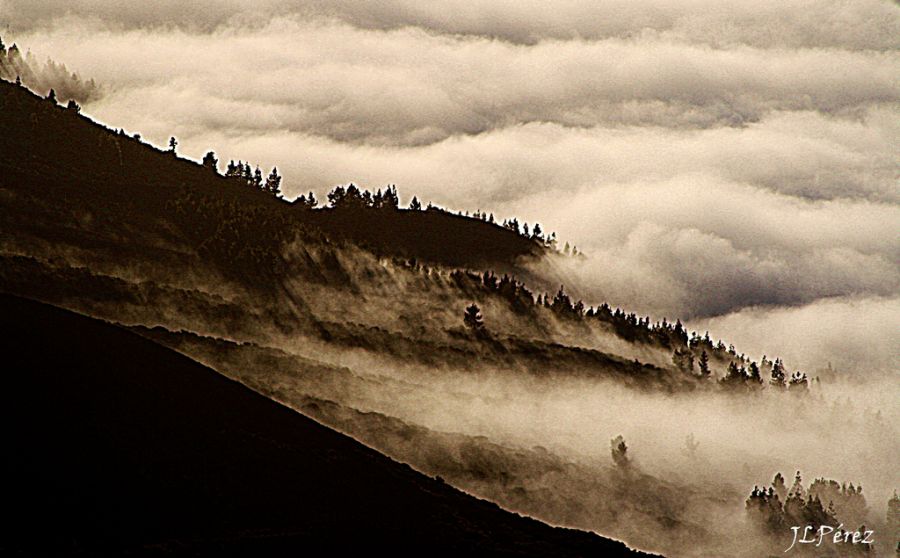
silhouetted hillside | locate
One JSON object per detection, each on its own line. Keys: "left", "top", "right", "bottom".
{"left": 0, "top": 75, "right": 785, "bottom": 393}
{"left": 0, "top": 293, "right": 654, "bottom": 557}
{"left": 0, "top": 77, "right": 541, "bottom": 274}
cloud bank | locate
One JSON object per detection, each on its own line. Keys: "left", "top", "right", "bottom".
{"left": 3, "top": 0, "right": 898, "bottom": 374}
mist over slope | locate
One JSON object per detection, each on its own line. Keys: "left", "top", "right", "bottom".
{"left": 5, "top": 0, "right": 898, "bottom": 353}
{"left": 2, "top": 73, "right": 897, "bottom": 557}
{"left": 1, "top": 293, "right": 654, "bottom": 557}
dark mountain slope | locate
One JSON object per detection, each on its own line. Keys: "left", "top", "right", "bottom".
{"left": 0, "top": 78, "right": 541, "bottom": 273}
{"left": 0, "top": 293, "right": 654, "bottom": 557}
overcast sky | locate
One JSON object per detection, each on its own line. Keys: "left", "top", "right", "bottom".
{"left": 4, "top": 0, "right": 898, "bottom": 375}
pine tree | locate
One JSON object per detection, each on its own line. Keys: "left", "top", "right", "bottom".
{"left": 202, "top": 151, "right": 218, "bottom": 173}
{"left": 409, "top": 196, "right": 422, "bottom": 210}
{"left": 381, "top": 185, "right": 399, "bottom": 209}
{"left": 722, "top": 361, "right": 745, "bottom": 385}
{"left": 265, "top": 167, "right": 282, "bottom": 196}
{"left": 168, "top": 136, "right": 178, "bottom": 153}
{"left": 328, "top": 185, "right": 347, "bottom": 207}
{"left": 772, "top": 472, "right": 787, "bottom": 502}
{"left": 551, "top": 285, "right": 574, "bottom": 317}
{"left": 699, "top": 350, "right": 710, "bottom": 376}
{"left": 47, "top": 88, "right": 57, "bottom": 104}
{"left": 748, "top": 361, "right": 762, "bottom": 384}
{"left": 253, "top": 166, "right": 263, "bottom": 189}
{"left": 770, "top": 358, "right": 786, "bottom": 387}
{"left": 463, "top": 303, "right": 484, "bottom": 332}
{"left": 305, "top": 191, "right": 317, "bottom": 208}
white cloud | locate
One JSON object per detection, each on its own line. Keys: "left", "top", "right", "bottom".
{"left": 3, "top": 1, "right": 898, "bottom": 373}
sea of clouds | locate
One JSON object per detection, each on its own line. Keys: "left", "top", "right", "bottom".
{"left": 4, "top": 0, "right": 898, "bottom": 376}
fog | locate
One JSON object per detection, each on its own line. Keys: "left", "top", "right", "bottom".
{"left": 159, "top": 266, "right": 898, "bottom": 557}
{"left": 3, "top": 2, "right": 897, "bottom": 554}
{"left": 4, "top": 4, "right": 897, "bottom": 365}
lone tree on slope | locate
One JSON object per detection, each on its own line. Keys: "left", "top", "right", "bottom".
{"left": 463, "top": 303, "right": 484, "bottom": 332}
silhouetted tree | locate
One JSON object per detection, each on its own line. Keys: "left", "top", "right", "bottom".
{"left": 265, "top": 167, "right": 282, "bottom": 196}
{"left": 409, "top": 196, "right": 422, "bottom": 210}
{"left": 771, "top": 358, "right": 786, "bottom": 387}
{"left": 746, "top": 485, "right": 785, "bottom": 533}
{"left": 328, "top": 184, "right": 368, "bottom": 210}
{"left": 202, "top": 151, "right": 218, "bottom": 173}
{"left": 168, "top": 136, "right": 178, "bottom": 153}
{"left": 327, "top": 185, "right": 346, "bottom": 207}
{"left": 295, "top": 191, "right": 317, "bottom": 209}
{"left": 721, "top": 361, "right": 748, "bottom": 387}
{"left": 671, "top": 319, "right": 688, "bottom": 346}
{"left": 381, "top": 184, "right": 399, "bottom": 209}
{"left": 463, "top": 303, "right": 484, "bottom": 332}
{"left": 788, "top": 371, "right": 809, "bottom": 391}
{"left": 66, "top": 99, "right": 81, "bottom": 113}
{"left": 772, "top": 472, "right": 787, "bottom": 502}
{"left": 551, "top": 285, "right": 577, "bottom": 318}
{"left": 698, "top": 350, "right": 710, "bottom": 376}
{"left": 573, "top": 300, "right": 585, "bottom": 316}
{"left": 46, "top": 88, "right": 57, "bottom": 104}
{"left": 748, "top": 361, "right": 763, "bottom": 384}
{"left": 253, "top": 166, "right": 263, "bottom": 189}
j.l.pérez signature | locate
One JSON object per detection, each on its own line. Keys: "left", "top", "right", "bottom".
{"left": 785, "top": 524, "right": 874, "bottom": 552}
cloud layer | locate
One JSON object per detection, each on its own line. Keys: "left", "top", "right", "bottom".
{"left": 3, "top": 0, "right": 898, "bottom": 373}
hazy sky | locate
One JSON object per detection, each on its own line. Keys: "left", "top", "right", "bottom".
{"left": 4, "top": 0, "right": 898, "bottom": 374}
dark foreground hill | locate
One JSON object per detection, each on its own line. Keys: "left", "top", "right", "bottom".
{"left": 0, "top": 294, "right": 653, "bottom": 557}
